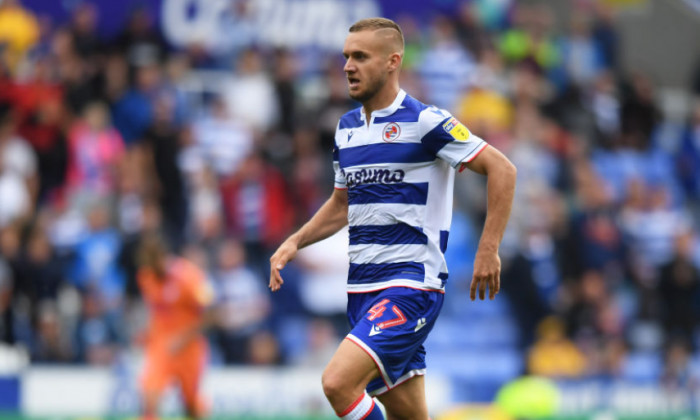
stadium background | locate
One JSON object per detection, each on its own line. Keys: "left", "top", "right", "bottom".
{"left": 0, "top": 0, "right": 700, "bottom": 418}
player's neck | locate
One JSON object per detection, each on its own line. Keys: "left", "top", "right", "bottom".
{"left": 362, "top": 82, "right": 400, "bottom": 119}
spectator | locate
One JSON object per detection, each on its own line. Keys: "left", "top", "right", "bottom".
{"left": 590, "top": 2, "right": 620, "bottom": 72}
{"left": 0, "top": 159, "right": 31, "bottom": 229}
{"left": 213, "top": 0, "right": 257, "bottom": 67}
{"left": 118, "top": 200, "right": 162, "bottom": 301}
{"left": 294, "top": 227, "right": 349, "bottom": 335}
{"left": 0, "top": 244, "right": 13, "bottom": 344}
{"left": 0, "top": 0, "right": 39, "bottom": 73}
{"left": 294, "top": 318, "right": 342, "bottom": 368}
{"left": 289, "top": 128, "right": 327, "bottom": 220}
{"left": 143, "top": 96, "right": 188, "bottom": 249}
{"left": 219, "top": 151, "right": 295, "bottom": 267}
{"left": 272, "top": 48, "right": 298, "bottom": 135}
{"left": 191, "top": 97, "right": 253, "bottom": 177}
{"left": 211, "top": 239, "right": 270, "bottom": 364}
{"left": 417, "top": 15, "right": 475, "bottom": 111}
{"left": 559, "top": 13, "right": 605, "bottom": 88}
{"left": 112, "top": 6, "right": 167, "bottom": 69}
{"left": 313, "top": 59, "right": 355, "bottom": 155}
{"left": 620, "top": 181, "right": 692, "bottom": 279}
{"left": 32, "top": 301, "right": 71, "bottom": 362}
{"left": 587, "top": 70, "right": 621, "bottom": 146}
{"left": 454, "top": 61, "right": 512, "bottom": 145}
{"left": 247, "top": 330, "right": 282, "bottom": 365}
{"left": 499, "top": 3, "right": 559, "bottom": 75}
{"left": 65, "top": 101, "right": 125, "bottom": 200}
{"left": 14, "top": 226, "right": 63, "bottom": 313}
{"left": 619, "top": 71, "right": 660, "bottom": 150}
{"left": 161, "top": 53, "right": 192, "bottom": 126}
{"left": 658, "top": 232, "right": 700, "bottom": 345}
{"left": 222, "top": 48, "right": 279, "bottom": 131}
{"left": 677, "top": 102, "right": 700, "bottom": 208}
{"left": 75, "top": 290, "right": 120, "bottom": 365}
{"left": 188, "top": 167, "right": 224, "bottom": 246}
{"left": 111, "top": 64, "right": 161, "bottom": 145}
{"left": 565, "top": 158, "right": 623, "bottom": 276}
{"left": 69, "top": 3, "right": 102, "bottom": 60}
{"left": 527, "top": 316, "right": 587, "bottom": 378}
{"left": 661, "top": 339, "right": 698, "bottom": 391}
{"left": 0, "top": 103, "right": 37, "bottom": 180}
{"left": 71, "top": 203, "right": 126, "bottom": 345}
{"left": 14, "top": 83, "right": 67, "bottom": 203}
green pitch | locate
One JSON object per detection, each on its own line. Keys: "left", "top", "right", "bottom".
{"left": 1, "top": 414, "right": 697, "bottom": 420}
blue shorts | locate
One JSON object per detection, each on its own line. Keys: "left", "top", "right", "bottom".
{"left": 345, "top": 287, "right": 444, "bottom": 396}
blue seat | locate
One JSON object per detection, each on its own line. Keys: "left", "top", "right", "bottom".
{"left": 427, "top": 348, "right": 523, "bottom": 383}
{"left": 427, "top": 316, "right": 519, "bottom": 351}
{"left": 621, "top": 351, "right": 662, "bottom": 382}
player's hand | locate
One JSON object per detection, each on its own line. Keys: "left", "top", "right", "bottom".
{"left": 269, "top": 237, "right": 299, "bottom": 292}
{"left": 470, "top": 248, "right": 501, "bottom": 301}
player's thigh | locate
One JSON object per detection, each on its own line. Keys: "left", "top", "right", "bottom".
{"left": 323, "top": 337, "right": 379, "bottom": 395}
{"left": 376, "top": 375, "right": 428, "bottom": 420}
{"left": 141, "top": 352, "right": 171, "bottom": 397}
{"left": 175, "top": 352, "right": 206, "bottom": 406}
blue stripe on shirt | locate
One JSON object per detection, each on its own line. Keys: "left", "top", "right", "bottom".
{"left": 339, "top": 143, "right": 434, "bottom": 168}
{"left": 374, "top": 107, "right": 420, "bottom": 123}
{"left": 348, "top": 261, "right": 425, "bottom": 284}
{"left": 439, "top": 230, "right": 449, "bottom": 254}
{"left": 373, "top": 94, "right": 427, "bottom": 124}
{"left": 339, "top": 110, "right": 363, "bottom": 129}
{"left": 349, "top": 224, "right": 428, "bottom": 245}
{"left": 420, "top": 117, "right": 455, "bottom": 155}
{"left": 348, "top": 182, "right": 428, "bottom": 205}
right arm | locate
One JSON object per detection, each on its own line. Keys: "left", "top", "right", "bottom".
{"left": 268, "top": 188, "right": 348, "bottom": 291}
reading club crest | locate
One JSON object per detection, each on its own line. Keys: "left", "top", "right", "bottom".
{"left": 383, "top": 122, "right": 401, "bottom": 142}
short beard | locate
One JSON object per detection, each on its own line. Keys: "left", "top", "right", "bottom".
{"left": 349, "top": 72, "right": 387, "bottom": 103}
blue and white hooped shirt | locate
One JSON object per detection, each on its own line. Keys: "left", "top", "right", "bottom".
{"left": 333, "top": 89, "right": 488, "bottom": 293}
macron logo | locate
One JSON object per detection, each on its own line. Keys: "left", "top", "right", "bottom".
{"left": 347, "top": 130, "right": 354, "bottom": 142}
{"left": 414, "top": 318, "right": 427, "bottom": 332}
{"left": 369, "top": 325, "right": 383, "bottom": 336}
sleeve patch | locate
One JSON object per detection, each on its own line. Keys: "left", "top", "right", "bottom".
{"left": 442, "top": 117, "right": 471, "bottom": 142}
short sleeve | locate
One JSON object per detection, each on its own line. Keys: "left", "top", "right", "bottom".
{"left": 333, "top": 125, "right": 347, "bottom": 189}
{"left": 419, "top": 107, "right": 488, "bottom": 168}
{"left": 187, "top": 264, "right": 215, "bottom": 308}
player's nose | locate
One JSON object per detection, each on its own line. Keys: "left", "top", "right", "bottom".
{"left": 343, "top": 59, "right": 355, "bottom": 73}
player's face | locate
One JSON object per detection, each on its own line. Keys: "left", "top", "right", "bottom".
{"left": 342, "top": 30, "right": 389, "bottom": 103}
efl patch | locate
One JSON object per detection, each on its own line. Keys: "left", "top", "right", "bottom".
{"left": 442, "top": 117, "right": 470, "bottom": 141}
{"left": 383, "top": 122, "right": 401, "bottom": 142}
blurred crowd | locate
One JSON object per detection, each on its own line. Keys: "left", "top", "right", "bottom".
{"left": 0, "top": 0, "right": 699, "bottom": 394}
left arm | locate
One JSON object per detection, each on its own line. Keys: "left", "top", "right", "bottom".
{"left": 169, "top": 307, "right": 218, "bottom": 354}
{"left": 170, "top": 266, "right": 218, "bottom": 354}
{"left": 461, "top": 145, "right": 517, "bottom": 300}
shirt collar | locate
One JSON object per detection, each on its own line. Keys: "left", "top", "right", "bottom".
{"left": 360, "top": 89, "right": 406, "bottom": 121}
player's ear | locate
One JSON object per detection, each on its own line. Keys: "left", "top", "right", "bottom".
{"left": 387, "top": 52, "right": 402, "bottom": 72}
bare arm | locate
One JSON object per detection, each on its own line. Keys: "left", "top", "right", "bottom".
{"left": 169, "top": 306, "right": 218, "bottom": 354}
{"left": 269, "top": 188, "right": 349, "bottom": 291}
{"left": 461, "top": 145, "right": 517, "bottom": 300}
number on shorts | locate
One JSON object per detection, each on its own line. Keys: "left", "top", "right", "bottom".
{"left": 367, "top": 299, "right": 407, "bottom": 329}
{"left": 367, "top": 299, "right": 390, "bottom": 321}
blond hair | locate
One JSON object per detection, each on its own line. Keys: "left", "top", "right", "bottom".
{"left": 349, "top": 17, "right": 404, "bottom": 50}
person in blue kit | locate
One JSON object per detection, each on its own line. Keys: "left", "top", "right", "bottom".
{"left": 269, "top": 17, "right": 517, "bottom": 420}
